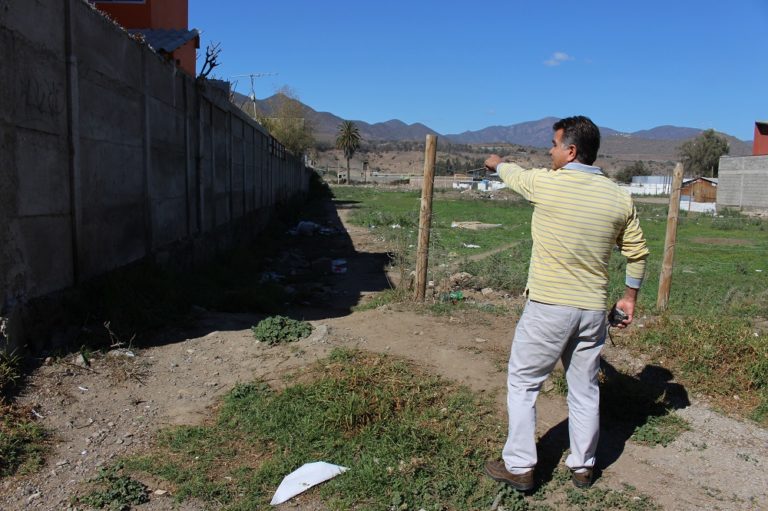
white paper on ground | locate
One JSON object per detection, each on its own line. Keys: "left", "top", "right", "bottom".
{"left": 270, "top": 461, "right": 349, "bottom": 505}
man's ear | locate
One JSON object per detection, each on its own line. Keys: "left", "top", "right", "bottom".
{"left": 566, "top": 144, "right": 578, "bottom": 163}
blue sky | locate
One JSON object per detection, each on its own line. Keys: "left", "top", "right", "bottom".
{"left": 189, "top": 0, "right": 766, "bottom": 141}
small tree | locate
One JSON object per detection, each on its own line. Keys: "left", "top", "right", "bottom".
{"left": 336, "top": 121, "right": 361, "bottom": 184}
{"left": 615, "top": 160, "right": 651, "bottom": 184}
{"left": 256, "top": 87, "right": 316, "bottom": 156}
{"left": 678, "top": 129, "right": 729, "bottom": 177}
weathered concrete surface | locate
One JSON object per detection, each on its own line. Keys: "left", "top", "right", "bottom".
{"left": 717, "top": 155, "right": 768, "bottom": 211}
{"left": 0, "top": 0, "right": 311, "bottom": 352}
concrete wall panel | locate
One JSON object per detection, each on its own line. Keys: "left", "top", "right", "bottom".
{"left": 79, "top": 77, "right": 142, "bottom": 145}
{"left": 0, "top": 30, "right": 67, "bottom": 135}
{"left": 214, "top": 196, "right": 230, "bottom": 227}
{"left": 16, "top": 216, "right": 73, "bottom": 297}
{"left": 78, "top": 203, "right": 146, "bottom": 279}
{"left": 149, "top": 146, "right": 186, "bottom": 199}
{"left": 199, "top": 103, "right": 215, "bottom": 233}
{"left": 145, "top": 55, "right": 176, "bottom": 105}
{"left": 212, "top": 108, "right": 229, "bottom": 194}
{"left": 152, "top": 197, "right": 187, "bottom": 247}
{"left": 72, "top": 2, "right": 143, "bottom": 91}
{"left": 79, "top": 138, "right": 144, "bottom": 207}
{"left": 148, "top": 98, "right": 184, "bottom": 145}
{"left": 717, "top": 156, "right": 768, "bottom": 209}
{"left": 15, "top": 128, "right": 70, "bottom": 217}
{"left": 0, "top": 0, "right": 65, "bottom": 54}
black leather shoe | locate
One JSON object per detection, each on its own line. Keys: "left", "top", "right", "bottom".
{"left": 571, "top": 468, "right": 593, "bottom": 488}
{"left": 484, "top": 460, "right": 534, "bottom": 491}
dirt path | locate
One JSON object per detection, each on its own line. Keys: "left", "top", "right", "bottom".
{"left": 1, "top": 199, "right": 766, "bottom": 510}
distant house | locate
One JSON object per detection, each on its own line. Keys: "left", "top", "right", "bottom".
{"left": 681, "top": 177, "right": 717, "bottom": 203}
{"left": 623, "top": 175, "right": 672, "bottom": 196}
{"left": 93, "top": 0, "right": 199, "bottom": 76}
{"left": 717, "top": 121, "right": 768, "bottom": 212}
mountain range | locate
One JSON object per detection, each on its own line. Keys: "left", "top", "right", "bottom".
{"left": 233, "top": 92, "right": 752, "bottom": 158}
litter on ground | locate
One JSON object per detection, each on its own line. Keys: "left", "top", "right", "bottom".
{"left": 270, "top": 462, "right": 349, "bottom": 505}
{"left": 451, "top": 221, "right": 502, "bottom": 230}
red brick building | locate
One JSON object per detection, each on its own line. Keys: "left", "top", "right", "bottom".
{"left": 94, "top": 0, "right": 199, "bottom": 76}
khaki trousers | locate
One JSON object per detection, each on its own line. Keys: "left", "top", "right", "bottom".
{"left": 502, "top": 300, "right": 606, "bottom": 474}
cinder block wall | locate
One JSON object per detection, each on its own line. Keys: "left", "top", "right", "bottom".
{"left": 0, "top": 0, "right": 311, "bottom": 351}
{"left": 717, "top": 156, "right": 768, "bottom": 210}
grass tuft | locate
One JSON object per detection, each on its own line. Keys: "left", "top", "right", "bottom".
{"left": 75, "top": 463, "right": 149, "bottom": 510}
{"left": 0, "top": 404, "right": 48, "bottom": 478}
{"left": 352, "top": 288, "right": 410, "bottom": 311}
{"left": 630, "top": 414, "right": 691, "bottom": 447}
{"left": 0, "top": 350, "right": 21, "bottom": 398}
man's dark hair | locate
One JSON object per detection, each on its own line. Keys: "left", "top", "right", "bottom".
{"left": 552, "top": 116, "right": 601, "bottom": 165}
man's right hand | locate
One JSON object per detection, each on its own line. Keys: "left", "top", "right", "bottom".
{"left": 614, "top": 287, "right": 639, "bottom": 329}
{"left": 485, "top": 154, "right": 503, "bottom": 171}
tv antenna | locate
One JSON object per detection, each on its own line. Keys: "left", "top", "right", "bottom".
{"left": 230, "top": 72, "right": 278, "bottom": 117}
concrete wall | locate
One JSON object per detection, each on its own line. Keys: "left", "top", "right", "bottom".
{"left": 717, "top": 155, "right": 768, "bottom": 210}
{"left": 0, "top": 0, "right": 311, "bottom": 350}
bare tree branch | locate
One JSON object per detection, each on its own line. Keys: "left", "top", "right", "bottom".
{"left": 197, "top": 42, "right": 221, "bottom": 79}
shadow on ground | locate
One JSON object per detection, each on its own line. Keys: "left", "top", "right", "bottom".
{"left": 127, "top": 193, "right": 391, "bottom": 341}
{"left": 534, "top": 360, "right": 690, "bottom": 486}
{"left": 8, "top": 192, "right": 392, "bottom": 399}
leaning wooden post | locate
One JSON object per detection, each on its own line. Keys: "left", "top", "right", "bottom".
{"left": 657, "top": 162, "right": 685, "bottom": 311}
{"left": 414, "top": 134, "right": 437, "bottom": 301}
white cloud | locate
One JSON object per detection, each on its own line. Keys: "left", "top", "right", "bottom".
{"left": 544, "top": 52, "right": 575, "bottom": 67}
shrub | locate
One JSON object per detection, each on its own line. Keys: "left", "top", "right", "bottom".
{"left": 251, "top": 316, "right": 312, "bottom": 345}
{"left": 76, "top": 464, "right": 149, "bottom": 510}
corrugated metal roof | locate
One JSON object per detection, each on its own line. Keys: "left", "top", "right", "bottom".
{"left": 682, "top": 177, "right": 718, "bottom": 185}
{"left": 129, "top": 28, "right": 199, "bottom": 53}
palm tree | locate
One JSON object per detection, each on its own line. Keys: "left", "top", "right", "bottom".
{"left": 335, "top": 121, "right": 361, "bottom": 184}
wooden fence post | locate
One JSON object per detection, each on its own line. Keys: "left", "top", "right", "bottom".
{"left": 414, "top": 134, "right": 437, "bottom": 301}
{"left": 657, "top": 162, "right": 684, "bottom": 311}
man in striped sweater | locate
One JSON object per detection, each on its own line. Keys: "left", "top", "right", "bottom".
{"left": 483, "top": 116, "right": 649, "bottom": 491}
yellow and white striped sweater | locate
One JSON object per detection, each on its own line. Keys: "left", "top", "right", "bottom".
{"left": 498, "top": 162, "right": 649, "bottom": 310}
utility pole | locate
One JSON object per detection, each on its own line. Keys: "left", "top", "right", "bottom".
{"left": 230, "top": 72, "right": 278, "bottom": 117}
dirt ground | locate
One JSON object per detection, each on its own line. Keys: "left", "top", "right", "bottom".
{"left": 1, "top": 197, "right": 767, "bottom": 510}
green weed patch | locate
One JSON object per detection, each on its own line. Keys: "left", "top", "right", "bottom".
{"left": 0, "top": 350, "right": 21, "bottom": 398}
{"left": 563, "top": 483, "right": 658, "bottom": 510}
{"left": 75, "top": 463, "right": 149, "bottom": 510}
{"left": 630, "top": 414, "right": 690, "bottom": 447}
{"left": 0, "top": 404, "right": 48, "bottom": 478}
{"left": 352, "top": 288, "right": 409, "bottom": 311}
{"left": 251, "top": 316, "right": 312, "bottom": 345}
